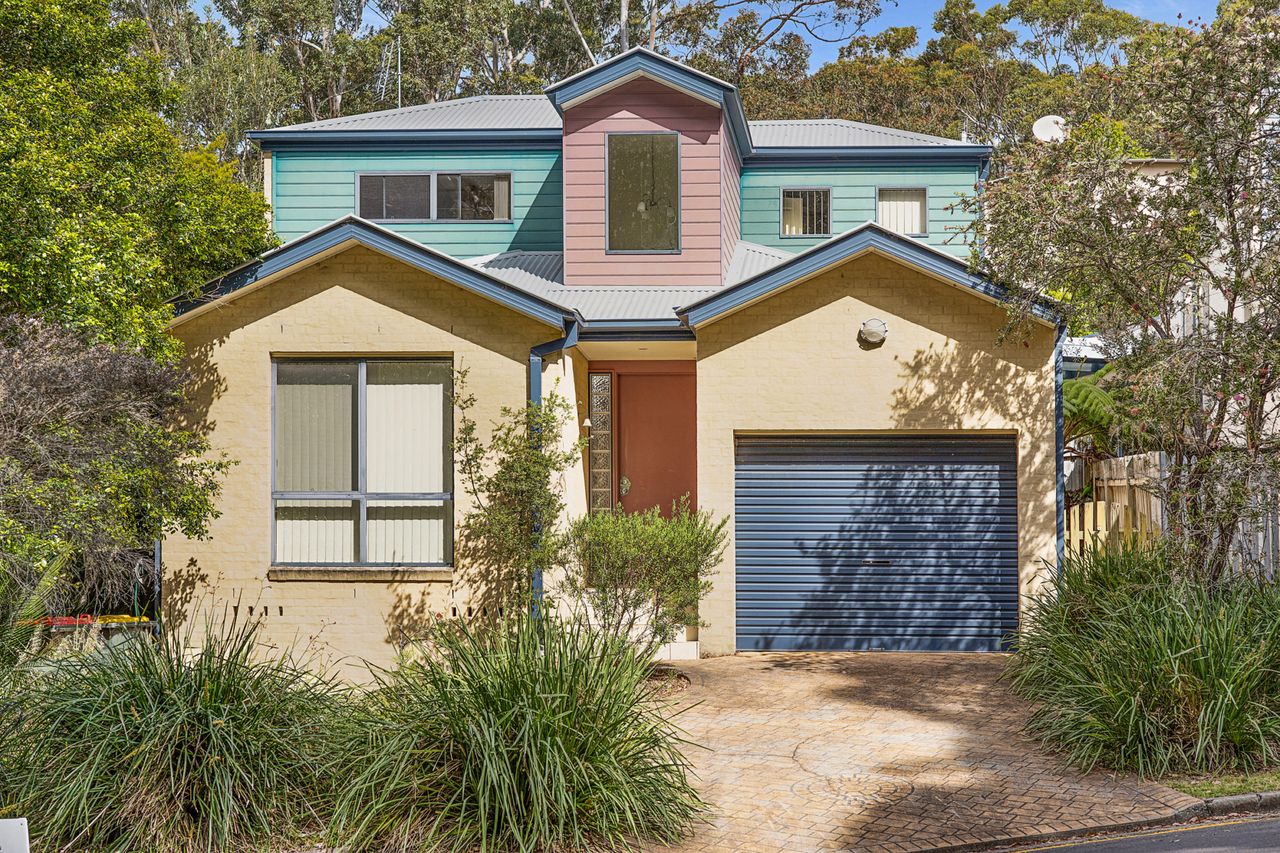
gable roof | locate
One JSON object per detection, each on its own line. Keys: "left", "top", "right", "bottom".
{"left": 172, "top": 216, "right": 571, "bottom": 329}
{"left": 678, "top": 221, "right": 1057, "bottom": 327}
{"left": 544, "top": 47, "right": 754, "bottom": 160}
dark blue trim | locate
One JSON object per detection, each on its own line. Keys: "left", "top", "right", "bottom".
{"left": 745, "top": 146, "right": 990, "bottom": 167}
{"left": 577, "top": 327, "right": 696, "bottom": 341}
{"left": 544, "top": 48, "right": 753, "bottom": 161}
{"left": 679, "top": 222, "right": 1057, "bottom": 326}
{"left": 527, "top": 320, "right": 580, "bottom": 617}
{"left": 1055, "top": 322, "right": 1067, "bottom": 573}
{"left": 528, "top": 321, "right": 580, "bottom": 405}
{"left": 177, "top": 217, "right": 570, "bottom": 328}
{"left": 251, "top": 129, "right": 563, "bottom": 151}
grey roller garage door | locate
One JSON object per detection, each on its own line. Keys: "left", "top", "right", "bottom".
{"left": 735, "top": 436, "right": 1019, "bottom": 652}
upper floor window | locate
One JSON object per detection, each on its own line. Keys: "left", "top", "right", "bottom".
{"left": 437, "top": 173, "right": 511, "bottom": 221}
{"left": 876, "top": 188, "right": 927, "bottom": 236}
{"left": 607, "top": 133, "right": 679, "bottom": 252}
{"left": 273, "top": 359, "right": 453, "bottom": 566}
{"left": 781, "top": 188, "right": 831, "bottom": 238}
{"left": 357, "top": 173, "right": 511, "bottom": 223}
{"left": 359, "top": 174, "right": 431, "bottom": 221}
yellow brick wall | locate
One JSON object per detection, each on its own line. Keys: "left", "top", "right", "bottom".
{"left": 695, "top": 253, "right": 1058, "bottom": 655}
{"left": 168, "top": 246, "right": 564, "bottom": 679}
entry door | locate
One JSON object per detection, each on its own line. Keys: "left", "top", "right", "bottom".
{"left": 734, "top": 436, "right": 1019, "bottom": 652}
{"left": 615, "top": 369, "right": 696, "bottom": 515}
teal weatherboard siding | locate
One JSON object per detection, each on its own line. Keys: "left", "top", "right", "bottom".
{"left": 271, "top": 149, "right": 563, "bottom": 257}
{"left": 740, "top": 163, "right": 979, "bottom": 257}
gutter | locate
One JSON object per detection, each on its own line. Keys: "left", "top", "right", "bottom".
{"left": 1055, "top": 322, "right": 1067, "bottom": 573}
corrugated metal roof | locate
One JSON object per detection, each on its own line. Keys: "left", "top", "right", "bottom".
{"left": 726, "top": 241, "right": 794, "bottom": 283}
{"left": 259, "top": 97, "right": 968, "bottom": 149}
{"left": 265, "top": 95, "right": 562, "bottom": 133}
{"left": 747, "top": 119, "right": 968, "bottom": 148}
{"left": 465, "top": 242, "right": 792, "bottom": 321}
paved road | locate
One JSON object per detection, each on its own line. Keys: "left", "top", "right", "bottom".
{"left": 1013, "top": 816, "right": 1280, "bottom": 851}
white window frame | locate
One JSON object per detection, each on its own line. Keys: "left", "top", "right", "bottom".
{"left": 779, "top": 187, "right": 833, "bottom": 238}
{"left": 355, "top": 172, "right": 513, "bottom": 224}
{"left": 270, "top": 358, "right": 454, "bottom": 567}
{"left": 875, "top": 186, "right": 929, "bottom": 237}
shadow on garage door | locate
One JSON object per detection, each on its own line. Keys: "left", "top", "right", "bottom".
{"left": 734, "top": 435, "right": 1019, "bottom": 652}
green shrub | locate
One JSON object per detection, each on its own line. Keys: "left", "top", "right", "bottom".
{"left": 561, "top": 497, "right": 727, "bottom": 648}
{"left": 329, "top": 615, "right": 705, "bottom": 852}
{"left": 2, "top": 620, "right": 342, "bottom": 852}
{"left": 1008, "top": 540, "right": 1280, "bottom": 777}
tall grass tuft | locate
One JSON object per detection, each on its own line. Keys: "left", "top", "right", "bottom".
{"left": 329, "top": 614, "right": 705, "bottom": 852}
{"left": 1008, "top": 541, "right": 1280, "bottom": 777}
{"left": 3, "top": 619, "right": 342, "bottom": 852}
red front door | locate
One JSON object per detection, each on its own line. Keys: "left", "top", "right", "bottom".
{"left": 612, "top": 365, "right": 697, "bottom": 515}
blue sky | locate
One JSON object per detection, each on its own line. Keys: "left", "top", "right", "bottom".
{"left": 806, "top": 0, "right": 1222, "bottom": 65}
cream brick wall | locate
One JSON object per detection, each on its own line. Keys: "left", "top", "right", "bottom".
{"left": 168, "top": 246, "right": 564, "bottom": 679}
{"left": 695, "top": 253, "right": 1058, "bottom": 655}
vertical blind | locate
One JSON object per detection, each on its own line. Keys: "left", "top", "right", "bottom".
{"left": 273, "top": 360, "right": 451, "bottom": 565}
{"left": 781, "top": 189, "right": 831, "bottom": 236}
{"left": 876, "top": 188, "right": 927, "bottom": 235}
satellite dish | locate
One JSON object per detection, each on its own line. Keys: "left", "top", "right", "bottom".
{"left": 1032, "top": 115, "right": 1067, "bottom": 143}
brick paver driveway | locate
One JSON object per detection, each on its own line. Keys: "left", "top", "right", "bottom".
{"left": 656, "top": 653, "right": 1200, "bottom": 853}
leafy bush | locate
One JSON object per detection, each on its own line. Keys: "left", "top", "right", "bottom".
{"left": 2, "top": 620, "right": 342, "bottom": 852}
{"left": 1008, "top": 540, "right": 1280, "bottom": 777}
{"left": 561, "top": 497, "right": 727, "bottom": 648}
{"left": 329, "top": 615, "right": 704, "bottom": 851}
{"left": 452, "top": 369, "right": 581, "bottom": 617}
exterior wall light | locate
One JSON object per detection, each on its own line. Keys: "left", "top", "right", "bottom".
{"left": 858, "top": 318, "right": 889, "bottom": 346}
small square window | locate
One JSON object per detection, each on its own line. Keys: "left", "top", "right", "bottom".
{"left": 781, "top": 189, "right": 831, "bottom": 237}
{"left": 876, "top": 188, "right": 927, "bottom": 236}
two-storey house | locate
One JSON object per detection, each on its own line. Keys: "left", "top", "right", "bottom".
{"left": 168, "top": 49, "right": 1062, "bottom": 673}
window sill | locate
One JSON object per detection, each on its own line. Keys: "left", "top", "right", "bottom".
{"left": 267, "top": 567, "right": 453, "bottom": 583}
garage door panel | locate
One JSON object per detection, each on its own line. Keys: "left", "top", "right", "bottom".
{"left": 734, "top": 436, "right": 1020, "bottom": 653}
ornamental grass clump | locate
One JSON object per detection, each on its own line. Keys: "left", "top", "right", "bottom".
{"left": 2, "top": 620, "right": 343, "bottom": 852}
{"left": 1008, "top": 540, "right": 1280, "bottom": 777}
{"left": 329, "top": 614, "right": 705, "bottom": 852}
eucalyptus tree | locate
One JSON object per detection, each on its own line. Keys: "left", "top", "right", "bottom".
{"left": 974, "top": 2, "right": 1280, "bottom": 579}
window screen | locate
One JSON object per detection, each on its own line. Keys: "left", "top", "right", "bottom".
{"left": 876, "top": 188, "right": 927, "bottom": 235}
{"left": 273, "top": 359, "right": 452, "bottom": 565}
{"left": 607, "top": 134, "right": 679, "bottom": 251}
{"left": 781, "top": 189, "right": 831, "bottom": 237}
{"left": 357, "top": 175, "right": 431, "bottom": 221}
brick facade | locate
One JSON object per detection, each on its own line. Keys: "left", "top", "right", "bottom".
{"left": 693, "top": 253, "right": 1057, "bottom": 655}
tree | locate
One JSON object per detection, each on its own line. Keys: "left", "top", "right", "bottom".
{"left": 0, "top": 0, "right": 275, "bottom": 355}
{"left": 451, "top": 371, "right": 581, "bottom": 616}
{"left": 973, "top": 3, "right": 1280, "bottom": 579}
{"left": 0, "top": 317, "right": 229, "bottom": 611}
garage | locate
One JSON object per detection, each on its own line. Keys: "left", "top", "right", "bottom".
{"left": 734, "top": 436, "right": 1020, "bottom": 652}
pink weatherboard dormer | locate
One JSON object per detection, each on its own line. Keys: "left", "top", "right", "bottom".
{"left": 560, "top": 78, "right": 734, "bottom": 286}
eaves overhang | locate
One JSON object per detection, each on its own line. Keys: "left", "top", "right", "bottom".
{"left": 678, "top": 221, "right": 1057, "bottom": 328}
{"left": 744, "top": 145, "right": 992, "bottom": 167}
{"left": 544, "top": 47, "right": 753, "bottom": 162}
{"left": 171, "top": 216, "right": 572, "bottom": 330}
{"left": 247, "top": 128, "right": 564, "bottom": 152}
